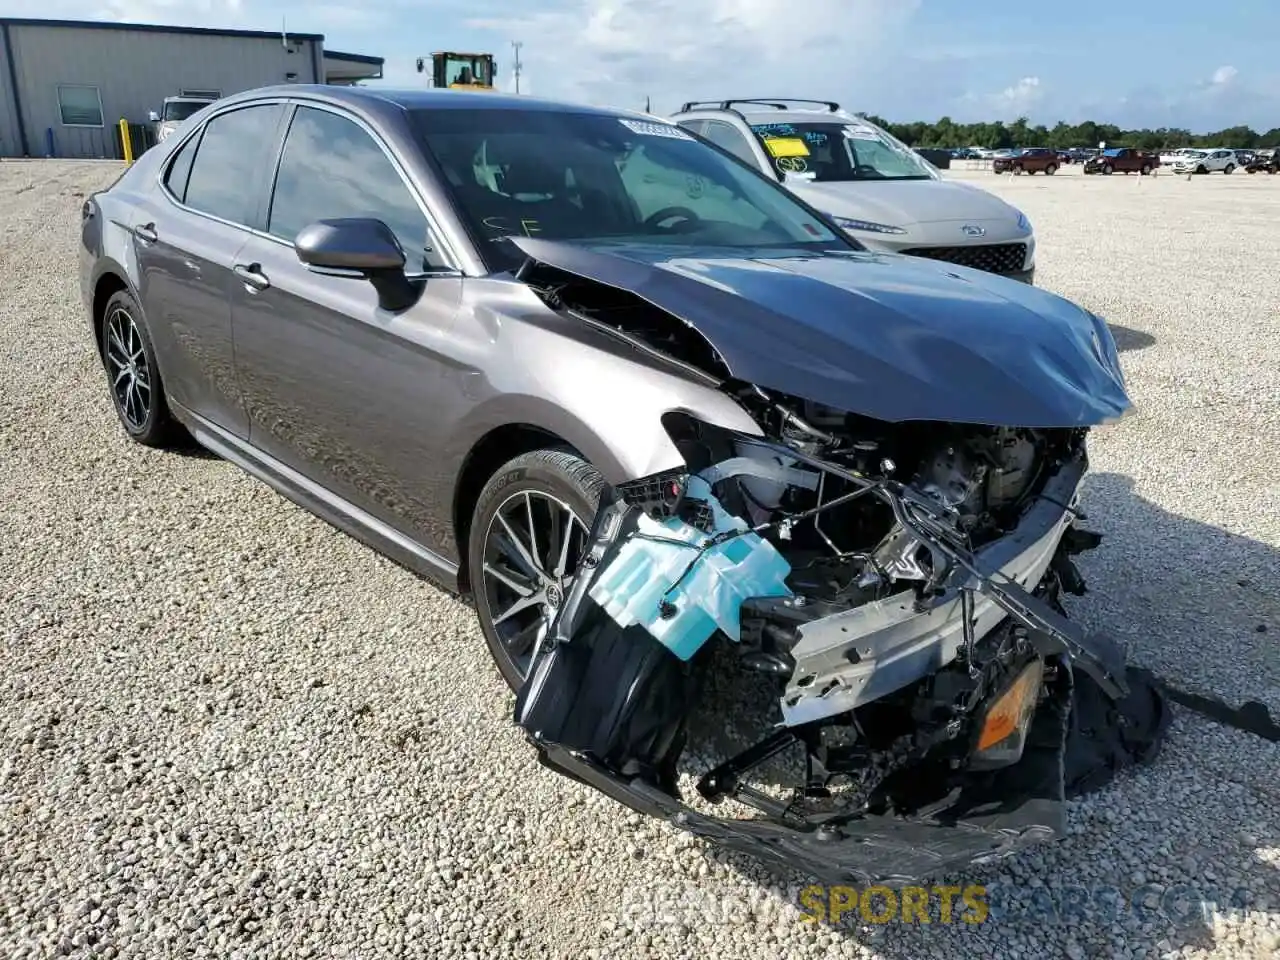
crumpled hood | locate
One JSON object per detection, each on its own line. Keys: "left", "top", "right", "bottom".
{"left": 788, "top": 179, "right": 1022, "bottom": 226}
{"left": 511, "top": 237, "right": 1131, "bottom": 428}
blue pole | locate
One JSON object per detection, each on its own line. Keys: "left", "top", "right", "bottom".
{"left": 45, "top": 127, "right": 55, "bottom": 157}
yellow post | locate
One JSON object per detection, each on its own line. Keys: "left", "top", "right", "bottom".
{"left": 118, "top": 118, "right": 134, "bottom": 165}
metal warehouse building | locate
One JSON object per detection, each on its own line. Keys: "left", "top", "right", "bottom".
{"left": 0, "top": 18, "right": 383, "bottom": 159}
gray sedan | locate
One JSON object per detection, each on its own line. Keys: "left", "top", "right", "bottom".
{"left": 80, "top": 84, "right": 1150, "bottom": 884}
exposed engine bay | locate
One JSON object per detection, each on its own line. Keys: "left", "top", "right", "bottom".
{"left": 510, "top": 245, "right": 1168, "bottom": 884}
{"left": 515, "top": 385, "right": 1166, "bottom": 883}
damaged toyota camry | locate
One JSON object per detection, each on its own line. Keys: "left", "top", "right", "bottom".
{"left": 81, "top": 86, "right": 1165, "bottom": 885}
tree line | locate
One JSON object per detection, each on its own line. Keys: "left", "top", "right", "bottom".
{"left": 857, "top": 114, "right": 1280, "bottom": 150}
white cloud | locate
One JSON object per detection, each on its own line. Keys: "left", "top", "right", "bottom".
{"left": 1210, "top": 65, "right": 1238, "bottom": 86}
{"left": 466, "top": 0, "right": 921, "bottom": 113}
{"left": 991, "top": 76, "right": 1043, "bottom": 116}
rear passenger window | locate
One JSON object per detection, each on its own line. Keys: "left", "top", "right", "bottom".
{"left": 268, "top": 106, "right": 432, "bottom": 272}
{"left": 183, "top": 104, "right": 284, "bottom": 226}
{"left": 163, "top": 132, "right": 199, "bottom": 203}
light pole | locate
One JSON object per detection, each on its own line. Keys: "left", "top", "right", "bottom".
{"left": 511, "top": 41, "right": 523, "bottom": 94}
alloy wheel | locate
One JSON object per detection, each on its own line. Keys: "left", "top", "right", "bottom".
{"left": 480, "top": 490, "right": 591, "bottom": 681}
{"left": 104, "top": 307, "right": 152, "bottom": 431}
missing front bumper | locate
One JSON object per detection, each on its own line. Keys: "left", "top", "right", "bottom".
{"left": 512, "top": 444, "right": 1163, "bottom": 884}
{"left": 526, "top": 651, "right": 1073, "bottom": 885}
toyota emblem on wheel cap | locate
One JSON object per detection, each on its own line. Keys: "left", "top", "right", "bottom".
{"left": 961, "top": 224, "right": 986, "bottom": 237}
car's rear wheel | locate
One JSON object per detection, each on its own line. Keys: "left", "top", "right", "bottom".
{"left": 1140, "top": 164, "right": 1151, "bottom": 176}
{"left": 1224, "top": 163, "right": 1235, "bottom": 175}
{"left": 1045, "top": 163, "right": 1057, "bottom": 175}
{"left": 99, "top": 290, "right": 184, "bottom": 448}
{"left": 468, "top": 449, "right": 604, "bottom": 690}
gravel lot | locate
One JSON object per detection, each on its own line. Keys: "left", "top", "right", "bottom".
{"left": 1, "top": 158, "right": 1277, "bottom": 960}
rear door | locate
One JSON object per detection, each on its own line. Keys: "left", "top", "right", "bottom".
{"left": 131, "top": 102, "right": 286, "bottom": 435}
{"left": 228, "top": 102, "right": 464, "bottom": 552}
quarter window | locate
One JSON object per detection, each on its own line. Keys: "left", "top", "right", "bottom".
{"left": 57, "top": 85, "right": 103, "bottom": 127}
{"left": 268, "top": 107, "right": 433, "bottom": 271}
{"left": 700, "top": 121, "right": 759, "bottom": 165}
{"left": 164, "top": 132, "right": 200, "bottom": 203}
{"left": 182, "top": 104, "right": 285, "bottom": 226}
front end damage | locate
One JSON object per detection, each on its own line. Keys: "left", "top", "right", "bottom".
{"left": 515, "top": 392, "right": 1165, "bottom": 884}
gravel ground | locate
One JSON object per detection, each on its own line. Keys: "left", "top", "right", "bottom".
{"left": 1, "top": 158, "right": 1277, "bottom": 960}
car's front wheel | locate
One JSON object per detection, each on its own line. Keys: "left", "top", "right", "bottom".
{"left": 1102, "top": 163, "right": 1113, "bottom": 175}
{"left": 1045, "top": 163, "right": 1057, "bottom": 175}
{"left": 468, "top": 449, "right": 603, "bottom": 690}
{"left": 99, "top": 290, "right": 185, "bottom": 448}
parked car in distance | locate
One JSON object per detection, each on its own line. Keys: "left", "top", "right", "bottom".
{"left": 1158, "top": 147, "right": 1198, "bottom": 166}
{"left": 79, "top": 83, "right": 1134, "bottom": 885}
{"left": 149, "top": 95, "right": 217, "bottom": 143}
{"left": 1244, "top": 149, "right": 1279, "bottom": 174}
{"left": 1083, "top": 148, "right": 1159, "bottom": 175}
{"left": 668, "top": 99, "right": 1036, "bottom": 281}
{"left": 1170, "top": 148, "right": 1238, "bottom": 175}
{"left": 993, "top": 147, "right": 1059, "bottom": 175}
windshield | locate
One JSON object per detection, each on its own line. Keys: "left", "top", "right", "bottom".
{"left": 745, "top": 120, "right": 936, "bottom": 183}
{"left": 162, "top": 100, "right": 208, "bottom": 122}
{"left": 411, "top": 109, "right": 849, "bottom": 272}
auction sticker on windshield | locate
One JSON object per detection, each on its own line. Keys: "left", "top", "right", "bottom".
{"left": 619, "top": 119, "right": 694, "bottom": 139}
{"left": 762, "top": 137, "right": 810, "bottom": 158}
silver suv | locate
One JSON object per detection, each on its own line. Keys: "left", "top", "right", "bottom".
{"left": 670, "top": 99, "right": 1037, "bottom": 282}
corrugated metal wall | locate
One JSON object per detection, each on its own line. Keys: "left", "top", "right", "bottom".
{"left": 0, "top": 26, "right": 22, "bottom": 157}
{"left": 2, "top": 24, "right": 323, "bottom": 158}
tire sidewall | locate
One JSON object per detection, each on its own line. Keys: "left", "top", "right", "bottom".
{"left": 467, "top": 451, "right": 602, "bottom": 690}
{"left": 101, "top": 290, "right": 167, "bottom": 442}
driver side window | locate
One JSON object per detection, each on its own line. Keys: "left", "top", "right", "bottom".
{"left": 268, "top": 106, "right": 436, "bottom": 272}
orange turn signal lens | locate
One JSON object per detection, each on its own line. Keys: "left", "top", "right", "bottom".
{"left": 976, "top": 659, "right": 1044, "bottom": 754}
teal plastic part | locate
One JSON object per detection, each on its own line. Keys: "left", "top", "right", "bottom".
{"left": 587, "top": 477, "right": 793, "bottom": 660}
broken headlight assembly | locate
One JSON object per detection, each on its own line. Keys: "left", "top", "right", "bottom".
{"left": 514, "top": 389, "right": 1168, "bottom": 885}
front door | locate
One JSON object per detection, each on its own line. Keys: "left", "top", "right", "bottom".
{"left": 229, "top": 103, "right": 465, "bottom": 554}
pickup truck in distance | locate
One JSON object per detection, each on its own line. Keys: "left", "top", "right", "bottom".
{"left": 1083, "top": 148, "right": 1158, "bottom": 175}
{"left": 993, "top": 148, "right": 1059, "bottom": 175}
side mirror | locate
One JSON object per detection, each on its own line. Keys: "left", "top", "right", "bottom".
{"left": 294, "top": 218, "right": 419, "bottom": 312}
{"left": 148, "top": 111, "right": 160, "bottom": 122}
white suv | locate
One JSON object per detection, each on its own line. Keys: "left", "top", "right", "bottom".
{"left": 1170, "top": 149, "right": 1238, "bottom": 175}
{"left": 669, "top": 99, "right": 1037, "bottom": 283}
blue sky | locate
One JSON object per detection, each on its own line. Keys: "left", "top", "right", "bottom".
{"left": 4, "top": 0, "right": 1276, "bottom": 130}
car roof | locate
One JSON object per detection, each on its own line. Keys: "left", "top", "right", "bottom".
{"left": 216, "top": 84, "right": 641, "bottom": 118}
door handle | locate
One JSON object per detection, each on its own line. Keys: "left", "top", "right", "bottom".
{"left": 233, "top": 262, "right": 271, "bottom": 292}
{"left": 133, "top": 222, "right": 158, "bottom": 244}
